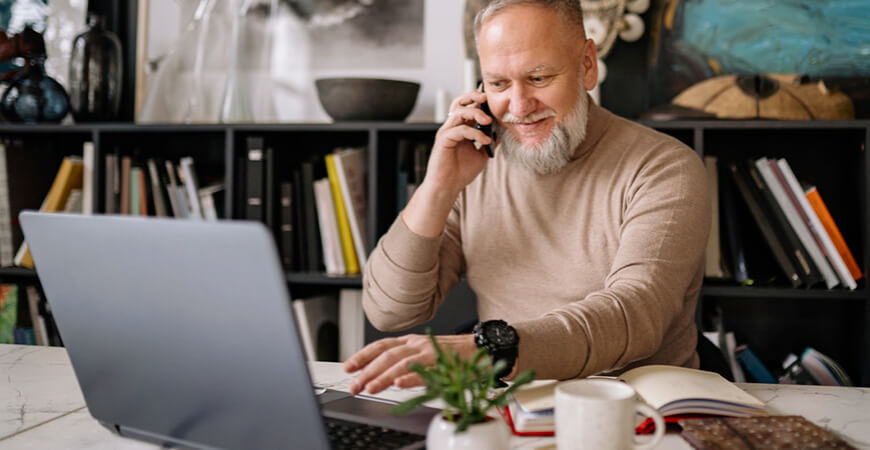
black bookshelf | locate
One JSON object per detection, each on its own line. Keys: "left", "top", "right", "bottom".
{"left": 2, "top": 120, "right": 869, "bottom": 385}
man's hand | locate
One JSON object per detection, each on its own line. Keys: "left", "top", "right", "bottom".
{"left": 401, "top": 90, "right": 494, "bottom": 238}
{"left": 343, "top": 334, "right": 479, "bottom": 395}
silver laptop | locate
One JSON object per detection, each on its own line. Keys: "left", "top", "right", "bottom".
{"left": 20, "top": 211, "right": 437, "bottom": 450}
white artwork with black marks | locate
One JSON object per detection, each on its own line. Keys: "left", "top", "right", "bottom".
{"left": 309, "top": 0, "right": 423, "bottom": 71}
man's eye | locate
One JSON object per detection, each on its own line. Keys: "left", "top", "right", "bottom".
{"left": 531, "top": 76, "right": 548, "bottom": 84}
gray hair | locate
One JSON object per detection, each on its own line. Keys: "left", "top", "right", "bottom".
{"left": 473, "top": 0, "right": 585, "bottom": 40}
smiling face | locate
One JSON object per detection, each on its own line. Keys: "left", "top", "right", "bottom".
{"left": 477, "top": 3, "right": 598, "bottom": 173}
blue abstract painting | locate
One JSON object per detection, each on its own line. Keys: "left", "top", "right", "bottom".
{"left": 648, "top": 0, "right": 870, "bottom": 109}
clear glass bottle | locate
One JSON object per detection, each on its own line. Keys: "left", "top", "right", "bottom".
{"left": 68, "top": 12, "right": 123, "bottom": 122}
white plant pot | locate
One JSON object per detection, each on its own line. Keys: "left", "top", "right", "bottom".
{"left": 426, "top": 414, "right": 510, "bottom": 450}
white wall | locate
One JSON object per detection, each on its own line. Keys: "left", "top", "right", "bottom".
{"left": 145, "top": 0, "right": 467, "bottom": 123}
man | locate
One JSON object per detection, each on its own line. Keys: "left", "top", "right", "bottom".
{"left": 344, "top": 0, "right": 710, "bottom": 395}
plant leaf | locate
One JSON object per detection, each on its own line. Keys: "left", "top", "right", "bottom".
{"left": 391, "top": 392, "right": 439, "bottom": 416}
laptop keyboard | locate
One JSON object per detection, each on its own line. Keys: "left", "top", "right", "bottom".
{"left": 325, "top": 417, "right": 424, "bottom": 449}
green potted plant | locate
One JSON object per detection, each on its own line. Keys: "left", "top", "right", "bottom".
{"left": 391, "top": 332, "right": 535, "bottom": 450}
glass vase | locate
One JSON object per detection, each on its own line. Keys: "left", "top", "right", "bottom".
{"left": 68, "top": 12, "right": 123, "bottom": 122}
{"left": 0, "top": 57, "right": 70, "bottom": 123}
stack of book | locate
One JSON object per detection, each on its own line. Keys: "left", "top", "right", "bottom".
{"left": 705, "top": 156, "right": 862, "bottom": 289}
{"left": 244, "top": 137, "right": 368, "bottom": 276}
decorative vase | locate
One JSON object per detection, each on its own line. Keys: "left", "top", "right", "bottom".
{"left": 0, "top": 56, "right": 70, "bottom": 123}
{"left": 426, "top": 415, "right": 510, "bottom": 450}
{"left": 68, "top": 12, "right": 123, "bottom": 122}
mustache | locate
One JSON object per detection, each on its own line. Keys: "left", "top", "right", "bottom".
{"left": 500, "top": 109, "right": 557, "bottom": 124}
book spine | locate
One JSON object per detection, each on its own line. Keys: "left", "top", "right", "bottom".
{"left": 245, "top": 137, "right": 265, "bottom": 222}
{"left": 334, "top": 149, "right": 367, "bottom": 267}
{"left": 735, "top": 346, "right": 776, "bottom": 383}
{"left": 301, "top": 161, "right": 323, "bottom": 272}
{"left": 120, "top": 156, "right": 131, "bottom": 215}
{"left": 179, "top": 157, "right": 203, "bottom": 220}
{"left": 777, "top": 159, "right": 855, "bottom": 290}
{"left": 0, "top": 143, "right": 13, "bottom": 266}
{"left": 82, "top": 141, "right": 94, "bottom": 215}
{"left": 280, "top": 182, "right": 294, "bottom": 270}
{"left": 292, "top": 169, "right": 308, "bottom": 271}
{"left": 704, "top": 156, "right": 725, "bottom": 278}
{"left": 746, "top": 160, "right": 820, "bottom": 287}
{"left": 325, "top": 154, "right": 359, "bottom": 274}
{"left": 760, "top": 158, "right": 838, "bottom": 288}
{"left": 314, "top": 178, "right": 344, "bottom": 274}
{"left": 130, "top": 167, "right": 141, "bottom": 216}
{"left": 727, "top": 162, "right": 801, "bottom": 287}
{"left": 104, "top": 154, "right": 116, "bottom": 214}
{"left": 805, "top": 187, "right": 862, "bottom": 281}
{"left": 719, "top": 164, "right": 748, "bottom": 283}
{"left": 146, "top": 159, "right": 168, "bottom": 217}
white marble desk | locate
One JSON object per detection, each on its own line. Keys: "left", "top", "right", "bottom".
{"left": 1, "top": 344, "right": 868, "bottom": 449}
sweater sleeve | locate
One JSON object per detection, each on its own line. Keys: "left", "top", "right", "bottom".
{"left": 361, "top": 198, "right": 466, "bottom": 332}
{"left": 510, "top": 146, "right": 710, "bottom": 380}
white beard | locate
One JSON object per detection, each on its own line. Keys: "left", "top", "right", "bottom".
{"left": 497, "top": 90, "right": 589, "bottom": 175}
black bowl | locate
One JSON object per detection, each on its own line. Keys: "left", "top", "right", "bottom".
{"left": 315, "top": 78, "right": 420, "bottom": 121}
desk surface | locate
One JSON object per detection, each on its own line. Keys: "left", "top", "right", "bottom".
{"left": 1, "top": 344, "right": 868, "bottom": 449}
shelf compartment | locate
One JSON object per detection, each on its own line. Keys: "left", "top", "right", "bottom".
{"left": 701, "top": 285, "right": 866, "bottom": 301}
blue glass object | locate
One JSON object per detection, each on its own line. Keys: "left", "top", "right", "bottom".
{"left": 0, "top": 56, "right": 70, "bottom": 123}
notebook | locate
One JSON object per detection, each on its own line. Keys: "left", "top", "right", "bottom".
{"left": 501, "top": 365, "right": 767, "bottom": 436}
{"left": 20, "top": 212, "right": 437, "bottom": 450}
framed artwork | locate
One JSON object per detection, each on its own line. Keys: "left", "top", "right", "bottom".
{"left": 647, "top": 0, "right": 870, "bottom": 109}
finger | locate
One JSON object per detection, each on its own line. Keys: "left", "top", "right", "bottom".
{"left": 449, "top": 91, "right": 487, "bottom": 111}
{"left": 445, "top": 105, "right": 492, "bottom": 128}
{"left": 350, "top": 345, "right": 417, "bottom": 395}
{"left": 343, "top": 337, "right": 402, "bottom": 373}
{"left": 394, "top": 373, "right": 425, "bottom": 389}
{"left": 364, "top": 355, "right": 425, "bottom": 394}
{"left": 437, "top": 124, "right": 492, "bottom": 150}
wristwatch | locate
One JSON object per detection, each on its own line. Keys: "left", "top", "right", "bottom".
{"left": 472, "top": 320, "right": 519, "bottom": 380}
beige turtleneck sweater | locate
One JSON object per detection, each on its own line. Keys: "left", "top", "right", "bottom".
{"left": 362, "top": 102, "right": 711, "bottom": 380}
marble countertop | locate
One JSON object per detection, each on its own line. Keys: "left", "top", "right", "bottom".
{"left": 1, "top": 344, "right": 868, "bottom": 449}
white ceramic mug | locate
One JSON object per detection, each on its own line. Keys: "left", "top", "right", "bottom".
{"left": 555, "top": 378, "right": 664, "bottom": 450}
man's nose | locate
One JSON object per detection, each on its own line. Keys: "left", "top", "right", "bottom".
{"left": 508, "top": 85, "right": 537, "bottom": 118}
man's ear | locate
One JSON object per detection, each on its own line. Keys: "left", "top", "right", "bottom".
{"left": 581, "top": 38, "right": 599, "bottom": 91}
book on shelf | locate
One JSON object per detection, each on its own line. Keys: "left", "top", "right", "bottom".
{"left": 338, "top": 288, "right": 364, "bottom": 361}
{"left": 703, "top": 330, "right": 745, "bottom": 383}
{"left": 313, "top": 177, "right": 345, "bottom": 275}
{"left": 120, "top": 156, "right": 131, "bottom": 215}
{"left": 501, "top": 365, "right": 766, "bottom": 436}
{"left": 776, "top": 158, "right": 856, "bottom": 290}
{"left": 81, "top": 141, "right": 94, "bottom": 215}
{"left": 805, "top": 185, "right": 862, "bottom": 283}
{"left": 727, "top": 161, "right": 801, "bottom": 287}
{"left": 745, "top": 161, "right": 821, "bottom": 287}
{"left": 198, "top": 183, "right": 224, "bottom": 221}
{"left": 332, "top": 148, "right": 368, "bottom": 268}
{"left": 797, "top": 347, "right": 852, "bottom": 387}
{"left": 756, "top": 157, "right": 838, "bottom": 289}
{"left": 325, "top": 153, "right": 359, "bottom": 274}
{"left": 146, "top": 158, "right": 169, "bottom": 217}
{"left": 734, "top": 345, "right": 776, "bottom": 384}
{"left": 246, "top": 137, "right": 265, "bottom": 222}
{"left": 164, "top": 159, "right": 185, "bottom": 218}
{"left": 14, "top": 156, "right": 84, "bottom": 269}
{"left": 279, "top": 182, "right": 295, "bottom": 270}
{"left": 130, "top": 166, "right": 142, "bottom": 216}
{"left": 703, "top": 156, "right": 727, "bottom": 279}
{"left": 291, "top": 168, "right": 308, "bottom": 271}
{"left": 179, "top": 157, "right": 203, "bottom": 220}
{"left": 0, "top": 284, "right": 18, "bottom": 344}
{"left": 292, "top": 294, "right": 338, "bottom": 362}
{"left": 718, "top": 163, "right": 749, "bottom": 283}
{"left": 301, "top": 159, "right": 324, "bottom": 272}
{"left": 0, "top": 143, "right": 13, "bottom": 266}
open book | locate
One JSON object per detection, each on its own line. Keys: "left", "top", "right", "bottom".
{"left": 501, "top": 365, "right": 767, "bottom": 436}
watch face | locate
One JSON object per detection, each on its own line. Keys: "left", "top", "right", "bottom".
{"left": 485, "top": 323, "right": 517, "bottom": 346}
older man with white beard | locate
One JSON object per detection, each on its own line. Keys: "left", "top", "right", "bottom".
{"left": 344, "top": 0, "right": 710, "bottom": 395}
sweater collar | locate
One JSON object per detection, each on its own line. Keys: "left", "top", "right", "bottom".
{"left": 570, "top": 96, "right": 611, "bottom": 161}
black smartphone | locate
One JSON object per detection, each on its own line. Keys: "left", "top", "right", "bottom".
{"left": 474, "top": 95, "right": 496, "bottom": 158}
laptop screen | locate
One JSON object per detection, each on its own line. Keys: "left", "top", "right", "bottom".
{"left": 21, "top": 212, "right": 330, "bottom": 450}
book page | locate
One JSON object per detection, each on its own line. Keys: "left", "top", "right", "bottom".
{"left": 620, "top": 365, "right": 764, "bottom": 410}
